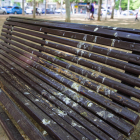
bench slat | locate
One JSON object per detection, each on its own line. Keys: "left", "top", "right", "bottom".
{"left": 0, "top": 105, "right": 24, "bottom": 140}
{"left": 0, "top": 89, "right": 47, "bottom": 140}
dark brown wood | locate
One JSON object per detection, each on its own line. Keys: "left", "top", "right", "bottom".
{"left": 0, "top": 57, "right": 120, "bottom": 140}
{"left": 8, "top": 16, "right": 140, "bottom": 34}
{"left": 0, "top": 36, "right": 139, "bottom": 113}
{"left": 0, "top": 105, "right": 24, "bottom": 140}
{"left": 1, "top": 17, "right": 140, "bottom": 140}
{"left": 0, "top": 55, "right": 124, "bottom": 140}
{"left": 1, "top": 34, "right": 140, "bottom": 104}
{"left": 0, "top": 74, "right": 76, "bottom": 140}
{"left": 0, "top": 88, "right": 48, "bottom": 140}
{"left": 0, "top": 44, "right": 139, "bottom": 126}
{"left": 6, "top": 17, "right": 140, "bottom": 43}
{"left": 4, "top": 21, "right": 140, "bottom": 53}
{"left": 2, "top": 31, "right": 140, "bottom": 89}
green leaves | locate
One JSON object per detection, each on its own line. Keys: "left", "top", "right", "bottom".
{"left": 115, "top": 0, "right": 140, "bottom": 10}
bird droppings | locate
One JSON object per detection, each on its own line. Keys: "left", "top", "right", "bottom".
{"left": 35, "top": 99, "right": 39, "bottom": 102}
{"left": 102, "top": 77, "right": 106, "bottom": 83}
{"left": 96, "top": 85, "right": 101, "bottom": 93}
{"left": 113, "top": 27, "right": 117, "bottom": 30}
{"left": 111, "top": 39, "right": 115, "bottom": 47}
{"left": 104, "top": 89, "right": 111, "bottom": 97}
{"left": 93, "top": 36, "right": 97, "bottom": 43}
{"left": 25, "top": 103, "right": 29, "bottom": 106}
{"left": 108, "top": 113, "right": 114, "bottom": 118}
{"left": 97, "top": 111, "right": 105, "bottom": 118}
{"left": 94, "top": 28, "right": 98, "bottom": 32}
{"left": 71, "top": 83, "right": 81, "bottom": 91}
{"left": 55, "top": 109, "right": 67, "bottom": 117}
{"left": 114, "top": 32, "right": 118, "bottom": 37}
{"left": 40, "top": 27, "right": 42, "bottom": 31}
{"left": 72, "top": 102, "right": 78, "bottom": 107}
{"left": 24, "top": 92, "right": 30, "bottom": 95}
{"left": 42, "top": 130, "right": 47, "bottom": 135}
{"left": 42, "top": 119, "right": 51, "bottom": 125}
{"left": 94, "top": 119, "right": 97, "bottom": 121}
{"left": 77, "top": 42, "right": 85, "bottom": 49}
{"left": 87, "top": 102, "right": 93, "bottom": 107}
{"left": 63, "top": 97, "right": 71, "bottom": 104}
{"left": 45, "top": 41, "right": 48, "bottom": 44}
{"left": 83, "top": 35, "right": 87, "bottom": 41}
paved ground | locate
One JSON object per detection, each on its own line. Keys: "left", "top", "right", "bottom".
{"left": 0, "top": 14, "right": 140, "bottom": 140}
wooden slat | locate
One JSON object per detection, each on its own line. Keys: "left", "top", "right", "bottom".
{"left": 0, "top": 88, "right": 47, "bottom": 140}
{"left": 0, "top": 105, "right": 24, "bottom": 140}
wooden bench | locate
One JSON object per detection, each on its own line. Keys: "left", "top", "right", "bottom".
{"left": 0, "top": 16, "right": 140, "bottom": 140}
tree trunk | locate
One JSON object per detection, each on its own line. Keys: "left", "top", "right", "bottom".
{"left": 127, "top": 0, "right": 130, "bottom": 16}
{"left": 97, "top": 0, "right": 102, "bottom": 21}
{"left": 22, "top": 0, "right": 24, "bottom": 16}
{"left": 45, "top": 0, "right": 46, "bottom": 15}
{"left": 33, "top": 0, "right": 36, "bottom": 18}
{"left": 65, "top": 0, "right": 70, "bottom": 22}
{"left": 111, "top": 0, "right": 115, "bottom": 19}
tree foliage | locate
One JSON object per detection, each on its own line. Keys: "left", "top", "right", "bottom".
{"left": 115, "top": 0, "right": 140, "bottom": 10}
